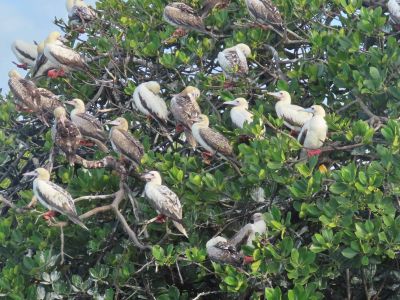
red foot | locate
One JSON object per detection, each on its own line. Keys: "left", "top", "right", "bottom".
{"left": 12, "top": 62, "right": 29, "bottom": 70}
{"left": 155, "top": 214, "right": 166, "bottom": 224}
{"left": 223, "top": 81, "right": 235, "bottom": 89}
{"left": 79, "top": 140, "right": 95, "bottom": 147}
{"left": 243, "top": 256, "right": 254, "bottom": 264}
{"left": 201, "top": 151, "right": 213, "bottom": 165}
{"left": 47, "top": 69, "right": 65, "bottom": 78}
{"left": 307, "top": 149, "right": 322, "bottom": 157}
{"left": 290, "top": 130, "right": 299, "bottom": 137}
{"left": 43, "top": 210, "right": 57, "bottom": 220}
{"left": 172, "top": 28, "right": 187, "bottom": 38}
{"left": 16, "top": 105, "right": 34, "bottom": 113}
{"left": 176, "top": 123, "right": 184, "bottom": 134}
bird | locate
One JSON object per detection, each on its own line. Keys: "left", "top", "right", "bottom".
{"left": 132, "top": 82, "right": 169, "bottom": 124}
{"left": 298, "top": 105, "right": 328, "bottom": 158}
{"left": 8, "top": 70, "right": 39, "bottom": 113}
{"left": 11, "top": 40, "right": 38, "bottom": 70}
{"left": 44, "top": 32, "right": 89, "bottom": 78}
{"left": 163, "top": 2, "right": 214, "bottom": 37}
{"left": 223, "top": 98, "right": 253, "bottom": 128}
{"left": 229, "top": 213, "right": 267, "bottom": 247}
{"left": 206, "top": 236, "right": 244, "bottom": 266}
{"left": 244, "top": 0, "right": 283, "bottom": 29}
{"left": 199, "top": 0, "right": 231, "bottom": 17}
{"left": 217, "top": 44, "right": 251, "bottom": 83}
{"left": 191, "top": 114, "right": 233, "bottom": 157}
{"left": 141, "top": 171, "right": 188, "bottom": 238}
{"left": 107, "top": 117, "right": 144, "bottom": 166}
{"left": 66, "top": 0, "right": 97, "bottom": 25}
{"left": 267, "top": 91, "right": 313, "bottom": 133}
{"left": 36, "top": 88, "right": 63, "bottom": 124}
{"left": 66, "top": 99, "right": 109, "bottom": 152}
{"left": 388, "top": 0, "right": 400, "bottom": 29}
{"left": 170, "top": 86, "right": 202, "bottom": 148}
{"left": 53, "top": 107, "right": 82, "bottom": 165}
{"left": 31, "top": 40, "right": 59, "bottom": 79}
{"left": 23, "top": 168, "right": 88, "bottom": 230}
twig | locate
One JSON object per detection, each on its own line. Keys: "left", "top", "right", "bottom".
{"left": 346, "top": 268, "right": 351, "bottom": 300}
{"left": 175, "top": 260, "right": 184, "bottom": 285}
{"left": 192, "top": 291, "right": 222, "bottom": 300}
{"left": 74, "top": 193, "right": 116, "bottom": 203}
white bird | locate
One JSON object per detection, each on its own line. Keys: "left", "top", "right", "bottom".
{"left": 388, "top": 0, "right": 400, "bottom": 27}
{"left": 11, "top": 40, "right": 38, "bottom": 70}
{"left": 23, "top": 168, "right": 88, "bottom": 230}
{"left": 229, "top": 213, "right": 267, "bottom": 247}
{"left": 132, "top": 82, "right": 169, "bottom": 123}
{"left": 141, "top": 171, "right": 188, "bottom": 238}
{"left": 298, "top": 105, "right": 328, "bottom": 158}
{"left": 217, "top": 43, "right": 251, "bottom": 79}
{"left": 267, "top": 91, "right": 313, "bottom": 132}
{"left": 206, "top": 236, "right": 244, "bottom": 266}
{"left": 223, "top": 98, "right": 253, "bottom": 128}
{"left": 66, "top": 0, "right": 97, "bottom": 25}
{"left": 31, "top": 40, "right": 58, "bottom": 79}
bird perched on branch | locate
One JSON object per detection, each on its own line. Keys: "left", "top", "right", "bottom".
{"left": 36, "top": 88, "right": 63, "bottom": 122}
{"left": 53, "top": 107, "right": 82, "bottom": 165}
{"left": 31, "top": 40, "right": 59, "bottom": 79}
{"left": 244, "top": 0, "right": 283, "bottom": 30}
{"left": 66, "top": 0, "right": 97, "bottom": 26}
{"left": 11, "top": 40, "right": 38, "bottom": 70}
{"left": 199, "top": 0, "right": 231, "bottom": 17}
{"left": 8, "top": 70, "right": 39, "bottom": 113}
{"left": 66, "top": 99, "right": 109, "bottom": 152}
{"left": 206, "top": 236, "right": 244, "bottom": 266}
{"left": 217, "top": 44, "right": 251, "bottom": 86}
{"left": 267, "top": 91, "right": 312, "bottom": 133}
{"left": 223, "top": 98, "right": 253, "bottom": 129}
{"left": 23, "top": 168, "right": 88, "bottom": 230}
{"left": 107, "top": 117, "right": 144, "bottom": 166}
{"left": 230, "top": 213, "right": 266, "bottom": 247}
{"left": 44, "top": 32, "right": 89, "bottom": 78}
{"left": 298, "top": 105, "right": 328, "bottom": 158}
{"left": 163, "top": 2, "right": 216, "bottom": 37}
{"left": 132, "top": 82, "right": 169, "bottom": 124}
{"left": 388, "top": 0, "right": 400, "bottom": 29}
{"left": 141, "top": 171, "right": 188, "bottom": 238}
{"left": 170, "top": 86, "right": 202, "bottom": 148}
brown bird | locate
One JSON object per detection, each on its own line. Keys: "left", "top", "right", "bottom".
{"left": 170, "top": 86, "right": 201, "bottom": 148}
{"left": 107, "top": 117, "right": 144, "bottom": 166}
{"left": 37, "top": 88, "right": 63, "bottom": 116}
{"left": 199, "top": 0, "right": 231, "bottom": 17}
{"left": 52, "top": 107, "right": 82, "bottom": 165}
{"left": 66, "top": 99, "right": 109, "bottom": 152}
{"left": 8, "top": 69, "right": 39, "bottom": 113}
{"left": 245, "top": 0, "right": 283, "bottom": 29}
{"left": 217, "top": 43, "right": 251, "bottom": 80}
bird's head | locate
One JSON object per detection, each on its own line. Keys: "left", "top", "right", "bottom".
{"left": 106, "top": 117, "right": 129, "bottom": 131}
{"left": 303, "top": 105, "right": 326, "bottom": 117}
{"left": 145, "top": 81, "right": 161, "bottom": 94}
{"left": 46, "top": 32, "right": 68, "bottom": 44}
{"left": 236, "top": 43, "right": 251, "bottom": 57}
{"left": 140, "top": 171, "right": 162, "bottom": 184}
{"left": 66, "top": 98, "right": 85, "bottom": 112}
{"left": 252, "top": 213, "right": 264, "bottom": 223}
{"left": 267, "top": 91, "right": 291, "bottom": 102}
{"left": 8, "top": 70, "right": 20, "bottom": 79}
{"left": 223, "top": 97, "right": 249, "bottom": 109}
{"left": 191, "top": 114, "right": 209, "bottom": 126}
{"left": 182, "top": 86, "right": 201, "bottom": 100}
{"left": 206, "top": 236, "right": 227, "bottom": 248}
{"left": 23, "top": 168, "right": 50, "bottom": 181}
{"left": 54, "top": 107, "right": 67, "bottom": 125}
{"left": 66, "top": 0, "right": 75, "bottom": 11}
{"left": 37, "top": 41, "right": 45, "bottom": 54}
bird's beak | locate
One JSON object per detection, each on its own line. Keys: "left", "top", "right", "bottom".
{"left": 65, "top": 100, "right": 75, "bottom": 106}
{"left": 302, "top": 108, "right": 313, "bottom": 113}
{"left": 33, "top": 40, "right": 38, "bottom": 45}
{"left": 58, "top": 36, "right": 69, "bottom": 43}
{"left": 23, "top": 171, "right": 36, "bottom": 177}
{"left": 267, "top": 92, "right": 280, "bottom": 99}
{"left": 105, "top": 120, "right": 119, "bottom": 126}
{"left": 140, "top": 173, "right": 151, "bottom": 181}
{"left": 223, "top": 100, "right": 237, "bottom": 106}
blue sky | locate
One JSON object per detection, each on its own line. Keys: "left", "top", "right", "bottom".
{"left": 0, "top": 0, "right": 96, "bottom": 93}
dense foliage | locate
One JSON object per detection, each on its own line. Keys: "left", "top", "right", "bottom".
{"left": 2, "top": 0, "right": 400, "bottom": 299}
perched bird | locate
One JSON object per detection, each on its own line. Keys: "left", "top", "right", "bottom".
{"left": 132, "top": 82, "right": 169, "bottom": 124}
{"left": 23, "top": 168, "right": 88, "bottom": 230}
{"left": 36, "top": 88, "right": 63, "bottom": 124}
{"left": 388, "top": 0, "right": 400, "bottom": 28}
{"left": 199, "top": 0, "right": 231, "bottom": 17}
{"left": 66, "top": 0, "right": 97, "bottom": 25}
{"left": 191, "top": 114, "right": 233, "bottom": 157}
{"left": 217, "top": 43, "right": 251, "bottom": 80}
{"left": 170, "top": 86, "right": 202, "bottom": 148}
{"left": 8, "top": 70, "right": 39, "bottom": 112}
{"left": 11, "top": 40, "right": 38, "bottom": 70}
{"left": 206, "top": 236, "right": 244, "bottom": 266}
{"left": 53, "top": 107, "right": 82, "bottom": 165}
{"left": 107, "top": 117, "right": 144, "bottom": 166}
{"left": 267, "top": 91, "right": 312, "bottom": 132}
{"left": 141, "top": 171, "right": 188, "bottom": 238}
{"left": 298, "top": 105, "right": 328, "bottom": 158}
{"left": 31, "top": 40, "right": 58, "bottom": 79}
{"left": 44, "top": 32, "right": 89, "bottom": 78}
{"left": 229, "top": 213, "right": 267, "bottom": 247}
{"left": 362, "top": 0, "right": 386, "bottom": 9}
{"left": 66, "top": 99, "right": 108, "bottom": 152}
{"left": 244, "top": 0, "right": 283, "bottom": 29}
{"left": 163, "top": 2, "right": 214, "bottom": 37}
{"left": 223, "top": 98, "right": 253, "bottom": 128}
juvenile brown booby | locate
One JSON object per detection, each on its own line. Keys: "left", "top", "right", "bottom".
{"left": 170, "top": 86, "right": 202, "bottom": 148}
{"left": 223, "top": 98, "right": 253, "bottom": 128}
{"left": 245, "top": 0, "right": 283, "bottom": 29}
{"left": 8, "top": 70, "right": 39, "bottom": 112}
{"left": 267, "top": 91, "right": 312, "bottom": 132}
{"left": 141, "top": 171, "right": 188, "bottom": 238}
{"left": 53, "top": 107, "right": 82, "bottom": 165}
{"left": 11, "top": 40, "right": 38, "bottom": 70}
{"left": 66, "top": 99, "right": 108, "bottom": 152}
{"left": 206, "top": 236, "right": 244, "bottom": 266}
{"left": 217, "top": 44, "right": 251, "bottom": 79}
{"left": 298, "top": 105, "right": 328, "bottom": 158}
{"left": 66, "top": 0, "right": 97, "bottom": 25}
{"left": 132, "top": 82, "right": 169, "bottom": 123}
{"left": 107, "top": 117, "right": 144, "bottom": 165}
{"left": 199, "top": 0, "right": 231, "bottom": 17}
{"left": 23, "top": 168, "right": 88, "bottom": 230}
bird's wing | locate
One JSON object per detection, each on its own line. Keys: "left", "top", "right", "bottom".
{"left": 153, "top": 185, "right": 182, "bottom": 221}
{"left": 277, "top": 105, "right": 312, "bottom": 129}
{"left": 70, "top": 5, "right": 97, "bottom": 22}
{"left": 199, "top": 127, "right": 233, "bottom": 156}
{"left": 164, "top": 4, "right": 205, "bottom": 31}
{"left": 229, "top": 224, "right": 253, "bottom": 247}
{"left": 37, "top": 88, "right": 62, "bottom": 112}
{"left": 223, "top": 48, "right": 248, "bottom": 74}
{"left": 55, "top": 119, "right": 81, "bottom": 158}
{"left": 31, "top": 53, "right": 48, "bottom": 77}
{"left": 137, "top": 88, "right": 168, "bottom": 122}
{"left": 111, "top": 129, "right": 144, "bottom": 163}
{"left": 171, "top": 94, "right": 201, "bottom": 127}
{"left": 9, "top": 77, "right": 39, "bottom": 110}
{"left": 298, "top": 122, "right": 309, "bottom": 146}
{"left": 46, "top": 44, "right": 88, "bottom": 71}
{"left": 247, "top": 0, "right": 282, "bottom": 26}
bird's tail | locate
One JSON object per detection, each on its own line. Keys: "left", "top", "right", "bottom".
{"left": 68, "top": 215, "right": 89, "bottom": 231}
{"left": 172, "top": 221, "right": 188, "bottom": 238}
{"left": 184, "top": 129, "right": 197, "bottom": 149}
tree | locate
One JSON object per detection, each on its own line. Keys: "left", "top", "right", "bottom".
{"left": 1, "top": 0, "right": 400, "bottom": 299}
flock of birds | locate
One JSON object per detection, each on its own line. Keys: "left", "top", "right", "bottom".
{"left": 6, "top": 0, "right": 398, "bottom": 265}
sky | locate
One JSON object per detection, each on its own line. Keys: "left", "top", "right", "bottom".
{"left": 0, "top": 0, "right": 96, "bottom": 93}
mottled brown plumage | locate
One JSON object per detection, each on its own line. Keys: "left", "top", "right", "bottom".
{"left": 206, "top": 236, "right": 244, "bottom": 266}
{"left": 37, "top": 88, "right": 63, "bottom": 115}
{"left": 199, "top": 0, "right": 230, "bottom": 17}
{"left": 245, "top": 0, "right": 283, "bottom": 28}
{"left": 8, "top": 70, "right": 40, "bottom": 112}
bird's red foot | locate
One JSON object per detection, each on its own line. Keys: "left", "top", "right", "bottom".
{"left": 12, "top": 62, "right": 29, "bottom": 70}
{"left": 172, "top": 28, "right": 187, "bottom": 38}
{"left": 47, "top": 69, "right": 65, "bottom": 78}
{"left": 223, "top": 81, "right": 235, "bottom": 89}
{"left": 290, "top": 130, "right": 299, "bottom": 137}
{"left": 43, "top": 211, "right": 57, "bottom": 220}
{"left": 243, "top": 256, "right": 254, "bottom": 264}
{"left": 307, "top": 149, "right": 322, "bottom": 157}
{"left": 15, "top": 105, "right": 34, "bottom": 113}
{"left": 176, "top": 123, "right": 184, "bottom": 134}
{"left": 201, "top": 151, "right": 213, "bottom": 165}
{"left": 155, "top": 214, "right": 167, "bottom": 224}
{"left": 79, "top": 140, "right": 95, "bottom": 147}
